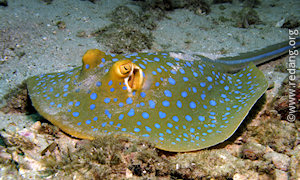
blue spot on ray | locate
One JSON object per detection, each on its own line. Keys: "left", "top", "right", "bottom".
{"left": 128, "top": 109, "right": 135, "bottom": 116}
{"left": 105, "top": 109, "right": 112, "bottom": 119}
{"left": 104, "top": 98, "right": 110, "bottom": 103}
{"left": 149, "top": 100, "right": 156, "bottom": 108}
{"left": 146, "top": 126, "right": 152, "bottom": 132}
{"left": 172, "top": 116, "right": 179, "bottom": 122}
{"left": 168, "top": 78, "right": 176, "bottom": 85}
{"left": 190, "top": 101, "right": 196, "bottom": 109}
{"left": 181, "top": 91, "right": 187, "bottom": 98}
{"left": 164, "top": 90, "right": 172, "bottom": 97}
{"left": 207, "top": 76, "right": 213, "bottom": 82}
{"left": 159, "top": 111, "right": 166, "bottom": 118}
{"left": 90, "top": 93, "right": 97, "bottom": 100}
{"left": 185, "top": 115, "right": 192, "bottom": 121}
{"left": 140, "top": 92, "right": 146, "bottom": 98}
{"left": 142, "top": 112, "right": 149, "bottom": 119}
{"left": 179, "top": 69, "right": 185, "bottom": 74}
{"left": 73, "top": 112, "right": 79, "bottom": 117}
{"left": 155, "top": 123, "right": 161, "bottom": 129}
{"left": 126, "top": 97, "right": 133, "bottom": 104}
{"left": 210, "top": 100, "right": 217, "bottom": 106}
{"left": 90, "top": 104, "right": 96, "bottom": 110}
{"left": 162, "top": 100, "right": 170, "bottom": 107}
{"left": 86, "top": 120, "right": 91, "bottom": 124}
{"left": 198, "top": 116, "right": 205, "bottom": 121}
{"left": 108, "top": 80, "right": 113, "bottom": 86}
{"left": 176, "top": 101, "right": 182, "bottom": 108}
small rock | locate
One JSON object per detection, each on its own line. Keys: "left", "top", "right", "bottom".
{"left": 56, "top": 21, "right": 66, "bottom": 30}
{"left": 242, "top": 149, "right": 258, "bottom": 160}
{"left": 31, "top": 121, "right": 42, "bottom": 131}
{"left": 274, "top": 169, "right": 289, "bottom": 180}
{"left": 233, "top": 172, "right": 259, "bottom": 180}
{"left": 233, "top": 173, "right": 248, "bottom": 180}
{"left": 264, "top": 152, "right": 290, "bottom": 171}
{"left": 288, "top": 145, "right": 300, "bottom": 178}
{"left": 0, "top": 150, "right": 11, "bottom": 160}
{"left": 275, "top": 18, "right": 285, "bottom": 28}
{"left": 241, "top": 142, "right": 266, "bottom": 160}
{"left": 126, "top": 168, "right": 133, "bottom": 178}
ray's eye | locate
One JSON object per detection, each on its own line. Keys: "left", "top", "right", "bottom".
{"left": 110, "top": 60, "right": 144, "bottom": 93}
{"left": 120, "top": 63, "right": 132, "bottom": 75}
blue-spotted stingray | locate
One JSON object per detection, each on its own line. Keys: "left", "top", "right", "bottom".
{"left": 27, "top": 39, "right": 300, "bottom": 152}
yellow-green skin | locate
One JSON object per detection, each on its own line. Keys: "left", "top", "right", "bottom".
{"left": 27, "top": 51, "right": 268, "bottom": 152}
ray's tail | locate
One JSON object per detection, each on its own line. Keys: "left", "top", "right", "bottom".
{"left": 208, "top": 37, "right": 299, "bottom": 71}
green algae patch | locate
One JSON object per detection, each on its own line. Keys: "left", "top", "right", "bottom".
{"left": 95, "top": 24, "right": 153, "bottom": 54}
{"left": 40, "top": 134, "right": 172, "bottom": 179}
{"left": 136, "top": 0, "right": 211, "bottom": 15}
{"left": 232, "top": 7, "right": 261, "bottom": 28}
{"left": 170, "top": 149, "right": 274, "bottom": 179}
{"left": 93, "top": 6, "right": 154, "bottom": 54}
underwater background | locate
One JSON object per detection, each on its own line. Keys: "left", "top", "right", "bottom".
{"left": 0, "top": 0, "right": 299, "bottom": 179}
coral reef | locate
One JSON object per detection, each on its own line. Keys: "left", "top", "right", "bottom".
{"left": 0, "top": 122, "right": 173, "bottom": 179}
